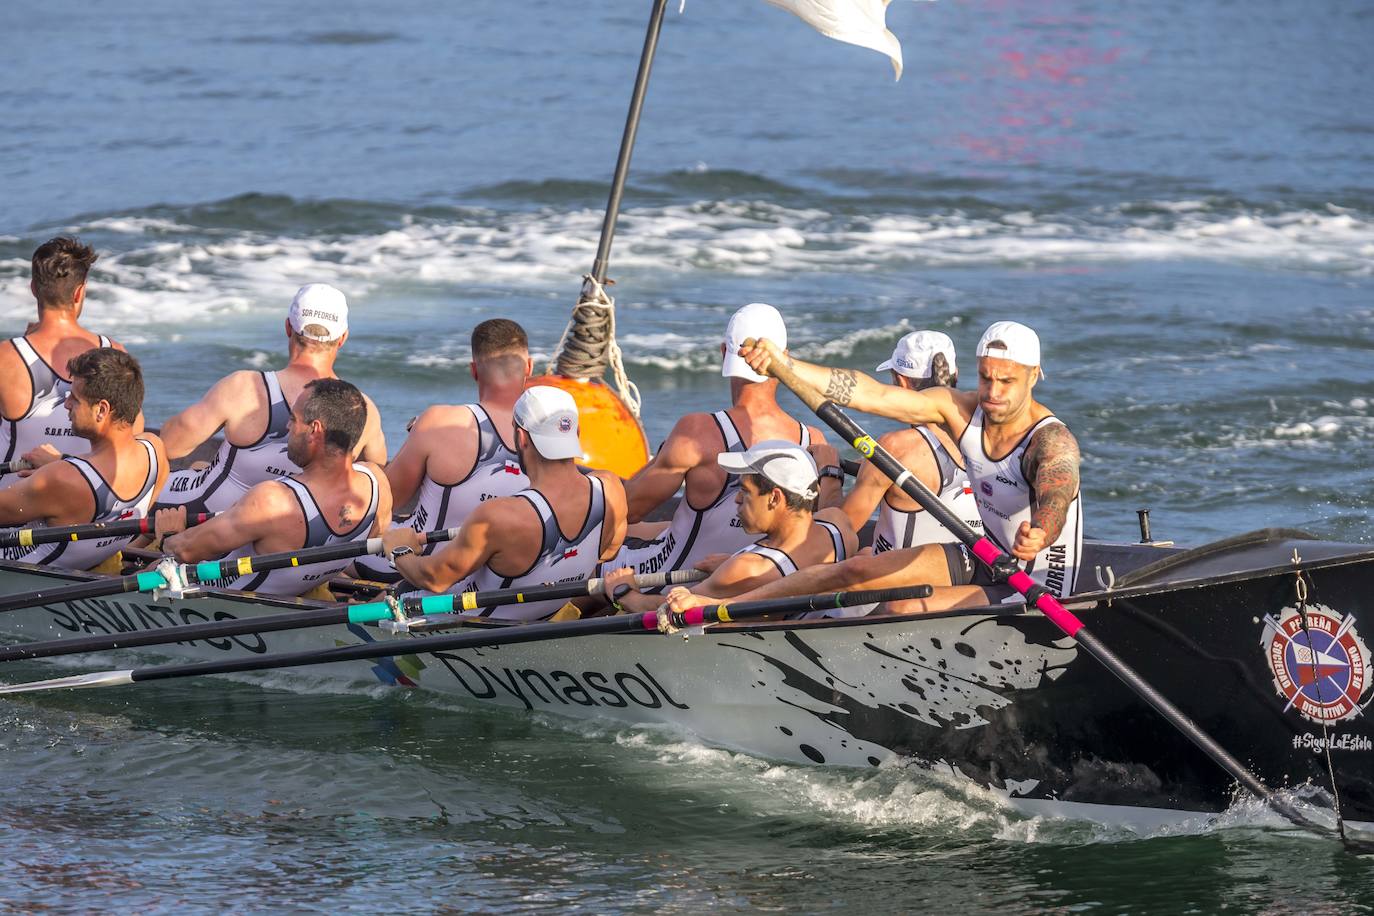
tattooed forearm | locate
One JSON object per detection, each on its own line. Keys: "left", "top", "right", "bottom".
{"left": 1025, "top": 424, "right": 1080, "bottom": 542}
{"left": 824, "top": 368, "right": 858, "bottom": 406}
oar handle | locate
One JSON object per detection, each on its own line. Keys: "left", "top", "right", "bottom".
{"left": 0, "top": 458, "right": 34, "bottom": 475}
{"left": 184, "top": 526, "right": 461, "bottom": 584}
{"left": 0, "top": 513, "right": 213, "bottom": 549}
{"left": 401, "top": 568, "right": 707, "bottom": 616}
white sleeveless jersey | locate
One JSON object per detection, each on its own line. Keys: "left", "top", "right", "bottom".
{"left": 443, "top": 474, "right": 608, "bottom": 622}
{"left": 156, "top": 371, "right": 298, "bottom": 514}
{"left": 2, "top": 438, "right": 159, "bottom": 571}
{"left": 611, "top": 411, "right": 809, "bottom": 589}
{"left": 0, "top": 334, "right": 111, "bottom": 490}
{"left": 354, "top": 403, "right": 526, "bottom": 582}
{"left": 217, "top": 464, "right": 380, "bottom": 598}
{"left": 739, "top": 518, "right": 848, "bottom": 578}
{"left": 958, "top": 408, "right": 1083, "bottom": 598}
{"left": 872, "top": 426, "right": 982, "bottom": 552}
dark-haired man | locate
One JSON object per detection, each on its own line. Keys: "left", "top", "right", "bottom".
{"left": 735, "top": 321, "right": 1082, "bottom": 612}
{"left": 842, "top": 330, "right": 983, "bottom": 553}
{"left": 353, "top": 318, "right": 531, "bottom": 582}
{"left": 154, "top": 283, "right": 387, "bottom": 515}
{"left": 0, "top": 348, "right": 168, "bottom": 571}
{"left": 155, "top": 378, "right": 391, "bottom": 598}
{"left": 381, "top": 386, "right": 627, "bottom": 621}
{"left": 607, "top": 440, "right": 855, "bottom": 615}
{"left": 0, "top": 237, "right": 130, "bottom": 489}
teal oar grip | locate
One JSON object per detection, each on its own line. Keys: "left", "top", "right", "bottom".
{"left": 418, "top": 595, "right": 457, "bottom": 615}
{"left": 346, "top": 602, "right": 392, "bottom": 625}
{"left": 135, "top": 571, "right": 167, "bottom": 592}
{"left": 194, "top": 561, "right": 223, "bottom": 582}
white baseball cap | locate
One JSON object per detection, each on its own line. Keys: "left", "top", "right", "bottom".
{"left": 514, "top": 385, "right": 583, "bottom": 460}
{"left": 722, "top": 302, "right": 787, "bottom": 383}
{"left": 976, "top": 320, "right": 1043, "bottom": 378}
{"left": 876, "top": 330, "right": 957, "bottom": 380}
{"left": 717, "top": 439, "right": 819, "bottom": 501}
{"left": 288, "top": 284, "right": 349, "bottom": 342}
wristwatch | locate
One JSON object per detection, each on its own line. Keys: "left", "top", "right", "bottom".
{"left": 389, "top": 544, "right": 416, "bottom": 567}
{"left": 819, "top": 465, "right": 844, "bottom": 482}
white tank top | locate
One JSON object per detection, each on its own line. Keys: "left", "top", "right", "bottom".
{"left": 958, "top": 408, "right": 1083, "bottom": 598}
{"left": 872, "top": 426, "right": 983, "bottom": 552}
{"left": 216, "top": 464, "right": 380, "bottom": 597}
{"left": 354, "top": 403, "right": 527, "bottom": 582}
{"left": 1, "top": 438, "right": 159, "bottom": 571}
{"left": 156, "top": 371, "right": 298, "bottom": 514}
{"left": 611, "top": 411, "right": 809, "bottom": 588}
{"left": 0, "top": 334, "right": 111, "bottom": 490}
{"left": 737, "top": 518, "right": 848, "bottom": 578}
{"left": 445, "top": 474, "right": 607, "bottom": 622}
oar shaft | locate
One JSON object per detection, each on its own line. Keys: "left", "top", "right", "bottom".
{"left": 185, "top": 527, "right": 459, "bottom": 584}
{"left": 0, "top": 513, "right": 213, "bottom": 549}
{"left": 98, "top": 584, "right": 933, "bottom": 686}
{"left": 764, "top": 357, "right": 1334, "bottom": 839}
{"left": 401, "top": 568, "right": 705, "bottom": 616}
{"left": 0, "top": 570, "right": 166, "bottom": 615}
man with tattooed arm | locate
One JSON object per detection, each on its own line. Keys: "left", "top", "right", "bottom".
{"left": 684, "top": 321, "right": 1082, "bottom": 614}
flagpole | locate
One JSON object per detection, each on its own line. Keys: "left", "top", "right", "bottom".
{"left": 589, "top": 0, "right": 670, "bottom": 286}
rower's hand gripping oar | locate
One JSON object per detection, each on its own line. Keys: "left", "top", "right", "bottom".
{"left": 0, "top": 526, "right": 461, "bottom": 616}
{"left": 0, "top": 584, "right": 933, "bottom": 694}
{"left": 0, "top": 569, "right": 709, "bottom": 664}
{"left": 745, "top": 337, "right": 1339, "bottom": 841}
{"left": 0, "top": 513, "right": 214, "bottom": 550}
{"left": 0, "top": 458, "right": 34, "bottom": 476}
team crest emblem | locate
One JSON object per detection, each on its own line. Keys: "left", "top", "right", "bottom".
{"left": 559, "top": 417, "right": 572, "bottom": 432}
{"left": 1261, "top": 604, "right": 1369, "bottom": 724}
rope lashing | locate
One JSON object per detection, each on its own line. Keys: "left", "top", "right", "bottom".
{"left": 549, "top": 274, "right": 643, "bottom": 418}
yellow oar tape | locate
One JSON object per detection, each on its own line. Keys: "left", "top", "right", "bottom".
{"left": 18, "top": 530, "right": 33, "bottom": 547}
{"left": 853, "top": 436, "right": 878, "bottom": 458}
{"left": 236, "top": 556, "right": 254, "bottom": 576}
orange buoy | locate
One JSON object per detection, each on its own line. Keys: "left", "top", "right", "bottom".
{"left": 527, "top": 374, "right": 649, "bottom": 479}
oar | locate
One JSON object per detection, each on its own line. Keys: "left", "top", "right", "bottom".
{"left": 0, "top": 458, "right": 34, "bottom": 475}
{"left": 0, "top": 527, "right": 461, "bottom": 616}
{"left": 751, "top": 339, "right": 1338, "bottom": 840}
{"left": 0, "top": 513, "right": 214, "bottom": 549}
{"left": 0, "top": 583, "right": 932, "bottom": 694}
{"left": 0, "top": 569, "right": 709, "bottom": 664}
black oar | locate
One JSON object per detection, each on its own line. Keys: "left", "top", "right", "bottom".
{"left": 0, "top": 584, "right": 932, "bottom": 694}
{"left": 0, "top": 513, "right": 214, "bottom": 550}
{"left": 0, "top": 527, "right": 461, "bottom": 616}
{"left": 752, "top": 340, "right": 1337, "bottom": 839}
{"left": 0, "top": 458, "right": 33, "bottom": 475}
{"left": 0, "top": 569, "right": 708, "bottom": 664}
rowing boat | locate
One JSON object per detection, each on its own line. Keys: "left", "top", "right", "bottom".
{"left": 2, "top": 526, "right": 1369, "bottom": 837}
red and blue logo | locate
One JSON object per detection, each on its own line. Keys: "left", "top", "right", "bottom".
{"left": 1262, "top": 605, "right": 1369, "bottom": 724}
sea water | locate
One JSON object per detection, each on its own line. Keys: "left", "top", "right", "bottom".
{"left": 1, "top": 0, "right": 1372, "bottom": 910}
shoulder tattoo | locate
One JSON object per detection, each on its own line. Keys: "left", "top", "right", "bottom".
{"left": 1025, "top": 424, "right": 1080, "bottom": 540}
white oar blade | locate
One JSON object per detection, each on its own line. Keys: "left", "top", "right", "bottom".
{"left": 0, "top": 669, "right": 134, "bottom": 694}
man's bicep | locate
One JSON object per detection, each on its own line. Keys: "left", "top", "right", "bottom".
{"left": 1027, "top": 425, "right": 1081, "bottom": 537}
{"left": 160, "top": 382, "right": 234, "bottom": 457}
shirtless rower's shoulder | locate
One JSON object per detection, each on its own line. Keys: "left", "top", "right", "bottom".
{"left": 0, "top": 348, "right": 167, "bottom": 572}
{"left": 157, "top": 378, "right": 392, "bottom": 598}
{"left": 0, "top": 238, "right": 133, "bottom": 488}
{"left": 615, "top": 303, "right": 831, "bottom": 582}
{"left": 382, "top": 386, "right": 628, "bottom": 622}
{"left": 155, "top": 283, "right": 387, "bottom": 515}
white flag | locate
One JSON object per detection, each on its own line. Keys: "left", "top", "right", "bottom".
{"left": 764, "top": 0, "right": 905, "bottom": 80}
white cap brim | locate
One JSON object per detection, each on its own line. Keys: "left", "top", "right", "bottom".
{"left": 526, "top": 430, "right": 582, "bottom": 461}
{"left": 722, "top": 351, "right": 768, "bottom": 383}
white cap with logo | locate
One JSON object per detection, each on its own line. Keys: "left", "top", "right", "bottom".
{"left": 722, "top": 302, "right": 787, "bottom": 383}
{"left": 514, "top": 385, "right": 583, "bottom": 461}
{"left": 876, "top": 330, "right": 957, "bottom": 380}
{"left": 976, "top": 320, "right": 1043, "bottom": 379}
{"left": 717, "top": 439, "right": 819, "bottom": 501}
{"left": 288, "top": 284, "right": 349, "bottom": 342}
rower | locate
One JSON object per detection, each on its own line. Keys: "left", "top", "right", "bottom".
{"left": 0, "top": 237, "right": 130, "bottom": 489}
{"left": 611, "top": 303, "right": 833, "bottom": 587}
{"left": 381, "top": 386, "right": 628, "bottom": 621}
{"left": 154, "top": 379, "right": 391, "bottom": 598}
{"left": 842, "top": 330, "right": 982, "bottom": 552}
{"left": 608, "top": 440, "right": 855, "bottom": 614}
{"left": 352, "top": 318, "right": 530, "bottom": 583}
{"left": 153, "top": 283, "right": 387, "bottom": 515}
{"left": 0, "top": 348, "right": 168, "bottom": 571}
{"left": 731, "top": 321, "right": 1083, "bottom": 613}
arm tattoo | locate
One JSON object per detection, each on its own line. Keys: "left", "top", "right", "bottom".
{"left": 1023, "top": 424, "right": 1080, "bottom": 542}
{"left": 824, "top": 368, "right": 858, "bottom": 406}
